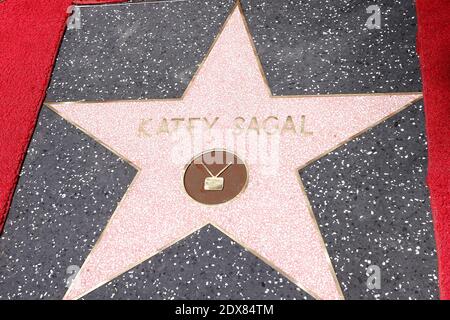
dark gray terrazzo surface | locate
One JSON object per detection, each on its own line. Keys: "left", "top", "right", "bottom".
{"left": 0, "top": 0, "right": 435, "bottom": 300}
{"left": 84, "top": 225, "right": 313, "bottom": 300}
{"left": 0, "top": 107, "right": 137, "bottom": 299}
{"left": 47, "top": 0, "right": 421, "bottom": 102}
{"left": 300, "top": 100, "right": 438, "bottom": 300}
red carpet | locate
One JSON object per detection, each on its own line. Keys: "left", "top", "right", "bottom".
{"left": 0, "top": 0, "right": 449, "bottom": 299}
{"left": 416, "top": 0, "right": 450, "bottom": 300}
{"left": 0, "top": 1, "right": 126, "bottom": 231}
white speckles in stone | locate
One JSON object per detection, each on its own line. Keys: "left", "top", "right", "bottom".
{"left": 84, "top": 225, "right": 312, "bottom": 300}
{"left": 0, "top": 107, "right": 136, "bottom": 300}
{"left": 1, "top": 0, "right": 430, "bottom": 301}
{"left": 47, "top": 0, "right": 420, "bottom": 103}
{"left": 47, "top": 0, "right": 236, "bottom": 102}
{"left": 241, "top": 0, "right": 421, "bottom": 95}
{"left": 300, "top": 102, "right": 439, "bottom": 300}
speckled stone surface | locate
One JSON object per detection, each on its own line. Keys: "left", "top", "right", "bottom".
{"left": 0, "top": 107, "right": 137, "bottom": 300}
{"left": 241, "top": 0, "right": 421, "bottom": 95}
{"left": 46, "top": 0, "right": 236, "bottom": 102}
{"left": 84, "top": 225, "right": 312, "bottom": 300}
{"left": 47, "top": 0, "right": 420, "bottom": 102}
{"left": 0, "top": 0, "right": 434, "bottom": 300}
{"left": 300, "top": 100, "right": 438, "bottom": 300}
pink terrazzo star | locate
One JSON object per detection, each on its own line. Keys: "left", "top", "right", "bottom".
{"left": 51, "top": 5, "right": 421, "bottom": 300}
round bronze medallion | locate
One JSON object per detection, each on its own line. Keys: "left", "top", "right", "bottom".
{"left": 183, "top": 150, "right": 248, "bottom": 205}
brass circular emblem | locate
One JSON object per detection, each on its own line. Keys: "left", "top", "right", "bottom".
{"left": 183, "top": 150, "right": 248, "bottom": 205}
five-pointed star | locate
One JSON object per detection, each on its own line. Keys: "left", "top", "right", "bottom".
{"left": 50, "top": 4, "right": 421, "bottom": 300}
